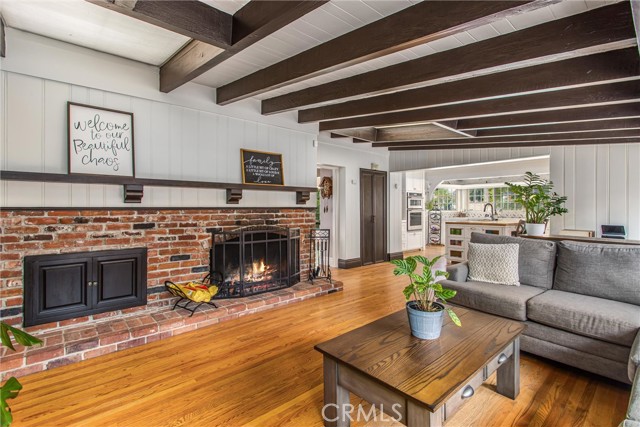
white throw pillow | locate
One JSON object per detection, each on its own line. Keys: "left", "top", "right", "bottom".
{"left": 467, "top": 243, "right": 520, "bottom": 286}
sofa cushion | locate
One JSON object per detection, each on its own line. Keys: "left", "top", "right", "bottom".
{"left": 467, "top": 243, "right": 520, "bottom": 286}
{"left": 440, "top": 279, "right": 546, "bottom": 321}
{"left": 553, "top": 241, "right": 640, "bottom": 305}
{"left": 527, "top": 290, "right": 640, "bottom": 347}
{"left": 470, "top": 232, "right": 556, "bottom": 289}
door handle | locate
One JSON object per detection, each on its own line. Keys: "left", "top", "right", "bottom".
{"left": 371, "top": 215, "right": 375, "bottom": 223}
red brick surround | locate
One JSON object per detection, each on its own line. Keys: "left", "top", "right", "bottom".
{"left": 0, "top": 208, "right": 327, "bottom": 377}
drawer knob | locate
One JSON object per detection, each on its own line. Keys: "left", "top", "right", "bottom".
{"left": 461, "top": 385, "right": 474, "bottom": 399}
{"left": 498, "top": 353, "right": 508, "bottom": 364}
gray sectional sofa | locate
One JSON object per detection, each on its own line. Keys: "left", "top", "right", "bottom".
{"left": 443, "top": 232, "right": 640, "bottom": 386}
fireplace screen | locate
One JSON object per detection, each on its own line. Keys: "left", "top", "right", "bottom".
{"left": 210, "top": 227, "right": 300, "bottom": 298}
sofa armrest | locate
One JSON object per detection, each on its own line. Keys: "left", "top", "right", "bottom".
{"left": 446, "top": 262, "right": 468, "bottom": 283}
{"left": 630, "top": 330, "right": 640, "bottom": 382}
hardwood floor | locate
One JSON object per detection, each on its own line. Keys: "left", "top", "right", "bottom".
{"left": 11, "top": 246, "right": 630, "bottom": 427}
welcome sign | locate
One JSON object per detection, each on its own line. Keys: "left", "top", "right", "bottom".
{"left": 68, "top": 102, "right": 135, "bottom": 177}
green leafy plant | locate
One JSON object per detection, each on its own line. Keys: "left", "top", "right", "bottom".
{"left": 1, "top": 322, "right": 42, "bottom": 427}
{"left": 505, "top": 172, "right": 568, "bottom": 224}
{"left": 391, "top": 255, "right": 461, "bottom": 326}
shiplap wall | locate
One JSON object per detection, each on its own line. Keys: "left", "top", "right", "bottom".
{"left": 550, "top": 144, "right": 640, "bottom": 239}
{"left": 390, "top": 147, "right": 552, "bottom": 171}
{"left": 0, "top": 29, "right": 317, "bottom": 208}
{"left": 390, "top": 144, "right": 640, "bottom": 240}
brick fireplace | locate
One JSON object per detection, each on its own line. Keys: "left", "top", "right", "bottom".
{"left": 0, "top": 208, "right": 340, "bottom": 380}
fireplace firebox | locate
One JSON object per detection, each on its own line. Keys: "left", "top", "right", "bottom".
{"left": 209, "top": 227, "right": 300, "bottom": 298}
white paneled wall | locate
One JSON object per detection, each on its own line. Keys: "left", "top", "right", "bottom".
{"left": 549, "top": 144, "right": 640, "bottom": 240}
{"left": 0, "top": 71, "right": 316, "bottom": 208}
{"left": 390, "top": 147, "right": 551, "bottom": 171}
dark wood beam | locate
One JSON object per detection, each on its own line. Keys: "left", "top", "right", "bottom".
{"left": 264, "top": 2, "right": 635, "bottom": 114}
{"left": 88, "top": 0, "right": 233, "bottom": 48}
{"left": 319, "top": 81, "right": 640, "bottom": 131}
{"left": 632, "top": 0, "right": 640, "bottom": 56}
{"left": 474, "top": 118, "right": 640, "bottom": 137}
{"left": 299, "top": 48, "right": 640, "bottom": 123}
{"left": 387, "top": 137, "right": 640, "bottom": 151}
{"left": 457, "top": 103, "right": 640, "bottom": 130}
{"left": 160, "top": 1, "right": 326, "bottom": 93}
{"left": 373, "top": 129, "right": 640, "bottom": 147}
{"left": 327, "top": 128, "right": 378, "bottom": 141}
{"left": 216, "top": 0, "right": 555, "bottom": 105}
{"left": 0, "top": 16, "right": 5, "bottom": 58}
{"left": 375, "top": 124, "right": 474, "bottom": 142}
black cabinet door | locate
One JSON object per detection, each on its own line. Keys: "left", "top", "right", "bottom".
{"left": 24, "top": 254, "right": 93, "bottom": 327}
{"left": 24, "top": 248, "right": 147, "bottom": 327}
{"left": 93, "top": 249, "right": 146, "bottom": 311}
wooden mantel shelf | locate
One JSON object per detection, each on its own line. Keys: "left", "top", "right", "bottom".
{"left": 0, "top": 170, "right": 316, "bottom": 193}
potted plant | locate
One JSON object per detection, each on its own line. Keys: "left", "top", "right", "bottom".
{"left": 506, "top": 172, "right": 568, "bottom": 236}
{"left": 391, "top": 255, "right": 461, "bottom": 339}
{"left": 1, "top": 322, "right": 42, "bottom": 427}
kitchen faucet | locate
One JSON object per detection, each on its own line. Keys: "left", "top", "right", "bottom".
{"left": 483, "top": 203, "right": 498, "bottom": 221}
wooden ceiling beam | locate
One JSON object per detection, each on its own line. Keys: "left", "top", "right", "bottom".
{"left": 88, "top": 0, "right": 233, "bottom": 48}
{"left": 373, "top": 129, "right": 640, "bottom": 147}
{"left": 299, "top": 48, "right": 640, "bottom": 123}
{"left": 216, "top": 0, "right": 555, "bottom": 105}
{"left": 386, "top": 137, "right": 640, "bottom": 151}
{"left": 457, "top": 103, "right": 640, "bottom": 130}
{"left": 372, "top": 118, "right": 640, "bottom": 142}
{"left": 159, "top": 1, "right": 326, "bottom": 93}
{"left": 474, "top": 118, "right": 640, "bottom": 137}
{"left": 264, "top": 2, "right": 635, "bottom": 115}
{"left": 319, "top": 81, "right": 640, "bottom": 131}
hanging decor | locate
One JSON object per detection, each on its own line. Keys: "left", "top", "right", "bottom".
{"left": 319, "top": 176, "right": 333, "bottom": 199}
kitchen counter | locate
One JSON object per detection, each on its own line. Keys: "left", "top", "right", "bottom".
{"left": 445, "top": 219, "right": 522, "bottom": 226}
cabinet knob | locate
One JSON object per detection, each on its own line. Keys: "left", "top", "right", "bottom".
{"left": 461, "top": 385, "right": 474, "bottom": 399}
{"left": 498, "top": 353, "right": 508, "bottom": 364}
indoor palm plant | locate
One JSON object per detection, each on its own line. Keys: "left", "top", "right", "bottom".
{"left": 1, "top": 322, "right": 42, "bottom": 427}
{"left": 391, "top": 255, "right": 461, "bottom": 339}
{"left": 506, "top": 172, "right": 568, "bottom": 236}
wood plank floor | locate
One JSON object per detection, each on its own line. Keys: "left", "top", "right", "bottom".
{"left": 11, "top": 247, "right": 631, "bottom": 427}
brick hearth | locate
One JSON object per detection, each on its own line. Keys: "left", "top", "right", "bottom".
{"left": 0, "top": 207, "right": 332, "bottom": 377}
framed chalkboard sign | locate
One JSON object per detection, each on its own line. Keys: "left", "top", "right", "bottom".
{"left": 241, "top": 149, "right": 284, "bottom": 186}
{"left": 68, "top": 102, "right": 135, "bottom": 177}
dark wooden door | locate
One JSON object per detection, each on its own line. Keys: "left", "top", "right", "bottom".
{"left": 94, "top": 249, "right": 146, "bottom": 311}
{"left": 360, "top": 169, "right": 387, "bottom": 265}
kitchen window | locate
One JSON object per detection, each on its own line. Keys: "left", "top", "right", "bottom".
{"left": 468, "top": 188, "right": 484, "bottom": 203}
{"left": 433, "top": 188, "right": 457, "bottom": 211}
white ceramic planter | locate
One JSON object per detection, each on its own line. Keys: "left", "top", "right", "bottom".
{"left": 406, "top": 301, "right": 444, "bottom": 339}
{"left": 525, "top": 223, "right": 546, "bottom": 236}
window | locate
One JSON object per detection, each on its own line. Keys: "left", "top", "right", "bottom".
{"left": 489, "top": 187, "right": 522, "bottom": 211}
{"left": 468, "top": 188, "right": 484, "bottom": 203}
{"left": 432, "top": 188, "right": 456, "bottom": 211}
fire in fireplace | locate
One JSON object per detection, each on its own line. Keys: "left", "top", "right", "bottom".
{"left": 209, "top": 227, "right": 300, "bottom": 298}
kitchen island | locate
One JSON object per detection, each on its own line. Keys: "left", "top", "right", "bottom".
{"left": 445, "top": 219, "right": 522, "bottom": 263}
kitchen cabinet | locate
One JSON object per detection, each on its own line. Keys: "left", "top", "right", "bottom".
{"left": 405, "top": 171, "right": 424, "bottom": 193}
{"left": 444, "top": 220, "right": 519, "bottom": 263}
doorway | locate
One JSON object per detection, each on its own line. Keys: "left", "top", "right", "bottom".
{"left": 360, "top": 168, "right": 387, "bottom": 265}
{"left": 317, "top": 166, "right": 339, "bottom": 267}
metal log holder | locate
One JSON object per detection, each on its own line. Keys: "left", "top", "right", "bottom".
{"left": 164, "top": 277, "right": 218, "bottom": 317}
{"left": 309, "top": 229, "right": 332, "bottom": 284}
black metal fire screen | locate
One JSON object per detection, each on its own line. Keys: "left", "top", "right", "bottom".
{"left": 209, "top": 226, "right": 300, "bottom": 298}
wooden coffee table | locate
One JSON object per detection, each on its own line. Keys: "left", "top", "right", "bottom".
{"left": 314, "top": 306, "right": 525, "bottom": 427}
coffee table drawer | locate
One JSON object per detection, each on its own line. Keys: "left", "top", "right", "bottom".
{"left": 485, "top": 343, "right": 514, "bottom": 378}
{"left": 443, "top": 369, "right": 484, "bottom": 421}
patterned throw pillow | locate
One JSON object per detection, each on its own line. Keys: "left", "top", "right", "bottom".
{"left": 467, "top": 243, "right": 520, "bottom": 286}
